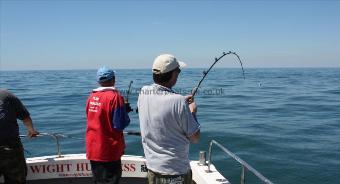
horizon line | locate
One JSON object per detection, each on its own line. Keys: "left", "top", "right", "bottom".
{"left": 1, "top": 66, "right": 340, "bottom": 72}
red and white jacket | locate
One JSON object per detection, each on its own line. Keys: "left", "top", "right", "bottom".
{"left": 86, "top": 87, "right": 130, "bottom": 162}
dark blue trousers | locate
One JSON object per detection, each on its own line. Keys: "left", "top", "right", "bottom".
{"left": 90, "top": 160, "right": 122, "bottom": 184}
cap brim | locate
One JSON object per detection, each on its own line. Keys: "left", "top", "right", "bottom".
{"left": 178, "top": 61, "right": 187, "bottom": 68}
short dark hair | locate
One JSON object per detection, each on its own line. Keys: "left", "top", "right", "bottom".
{"left": 99, "top": 76, "right": 115, "bottom": 87}
{"left": 153, "top": 70, "right": 174, "bottom": 84}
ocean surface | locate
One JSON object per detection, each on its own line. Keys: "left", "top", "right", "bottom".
{"left": 1, "top": 68, "right": 339, "bottom": 184}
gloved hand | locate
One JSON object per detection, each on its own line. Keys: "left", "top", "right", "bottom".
{"left": 125, "top": 102, "right": 133, "bottom": 113}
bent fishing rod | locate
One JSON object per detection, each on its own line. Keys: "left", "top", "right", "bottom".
{"left": 191, "top": 51, "right": 245, "bottom": 98}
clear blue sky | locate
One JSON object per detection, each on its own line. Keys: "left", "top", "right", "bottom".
{"left": 1, "top": 0, "right": 339, "bottom": 70}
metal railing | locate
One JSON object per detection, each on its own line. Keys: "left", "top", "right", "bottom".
{"left": 207, "top": 140, "right": 273, "bottom": 184}
{"left": 20, "top": 131, "right": 140, "bottom": 158}
{"left": 20, "top": 133, "right": 78, "bottom": 158}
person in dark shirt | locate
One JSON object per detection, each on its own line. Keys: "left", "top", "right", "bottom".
{"left": 0, "top": 89, "right": 39, "bottom": 184}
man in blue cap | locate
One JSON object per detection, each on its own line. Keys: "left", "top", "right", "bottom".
{"left": 85, "top": 66, "right": 131, "bottom": 184}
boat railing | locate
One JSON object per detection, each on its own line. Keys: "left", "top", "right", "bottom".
{"left": 20, "top": 131, "right": 141, "bottom": 158}
{"left": 207, "top": 140, "right": 273, "bottom": 184}
{"left": 20, "top": 133, "right": 79, "bottom": 158}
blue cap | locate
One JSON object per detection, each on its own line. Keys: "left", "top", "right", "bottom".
{"left": 97, "top": 66, "right": 115, "bottom": 82}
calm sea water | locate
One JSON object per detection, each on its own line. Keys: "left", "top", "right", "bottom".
{"left": 1, "top": 68, "right": 339, "bottom": 184}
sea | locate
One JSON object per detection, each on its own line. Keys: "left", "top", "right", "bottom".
{"left": 1, "top": 68, "right": 339, "bottom": 184}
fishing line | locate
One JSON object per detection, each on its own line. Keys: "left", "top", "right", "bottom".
{"left": 191, "top": 51, "right": 245, "bottom": 98}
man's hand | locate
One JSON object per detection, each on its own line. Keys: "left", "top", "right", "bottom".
{"left": 185, "top": 95, "right": 197, "bottom": 113}
{"left": 189, "top": 102, "right": 197, "bottom": 113}
{"left": 125, "top": 102, "right": 133, "bottom": 113}
{"left": 27, "top": 129, "right": 39, "bottom": 138}
{"left": 22, "top": 117, "right": 39, "bottom": 138}
{"left": 185, "top": 95, "right": 194, "bottom": 104}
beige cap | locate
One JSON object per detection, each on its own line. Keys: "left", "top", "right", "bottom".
{"left": 152, "top": 54, "right": 187, "bottom": 74}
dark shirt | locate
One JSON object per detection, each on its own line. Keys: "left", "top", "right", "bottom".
{"left": 0, "top": 90, "right": 30, "bottom": 145}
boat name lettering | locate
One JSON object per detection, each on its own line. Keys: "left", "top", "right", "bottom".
{"left": 122, "top": 163, "right": 136, "bottom": 172}
{"left": 30, "top": 164, "right": 72, "bottom": 173}
{"left": 28, "top": 162, "right": 142, "bottom": 174}
{"left": 76, "top": 162, "right": 91, "bottom": 171}
{"left": 141, "top": 164, "right": 148, "bottom": 172}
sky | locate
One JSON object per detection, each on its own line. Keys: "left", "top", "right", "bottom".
{"left": 0, "top": 0, "right": 339, "bottom": 70}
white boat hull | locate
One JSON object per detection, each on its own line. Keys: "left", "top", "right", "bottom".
{"left": 0, "top": 154, "right": 229, "bottom": 184}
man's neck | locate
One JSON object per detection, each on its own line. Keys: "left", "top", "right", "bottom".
{"left": 156, "top": 82, "right": 172, "bottom": 89}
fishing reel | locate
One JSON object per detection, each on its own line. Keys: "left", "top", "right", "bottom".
{"left": 124, "top": 101, "right": 133, "bottom": 113}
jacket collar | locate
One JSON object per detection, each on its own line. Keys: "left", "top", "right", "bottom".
{"left": 93, "top": 86, "right": 116, "bottom": 92}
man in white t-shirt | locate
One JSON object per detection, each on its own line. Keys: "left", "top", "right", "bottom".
{"left": 138, "top": 54, "right": 200, "bottom": 184}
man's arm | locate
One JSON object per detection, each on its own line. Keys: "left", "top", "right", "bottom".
{"left": 189, "top": 129, "right": 200, "bottom": 143}
{"left": 112, "top": 95, "right": 131, "bottom": 131}
{"left": 11, "top": 93, "right": 39, "bottom": 138}
{"left": 22, "top": 117, "right": 39, "bottom": 138}
{"left": 188, "top": 101, "right": 200, "bottom": 143}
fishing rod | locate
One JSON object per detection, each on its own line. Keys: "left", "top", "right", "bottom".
{"left": 125, "top": 80, "right": 134, "bottom": 113}
{"left": 125, "top": 80, "right": 133, "bottom": 103}
{"left": 191, "top": 51, "right": 245, "bottom": 97}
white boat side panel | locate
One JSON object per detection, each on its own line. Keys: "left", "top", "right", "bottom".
{"left": 190, "top": 161, "right": 230, "bottom": 184}
{"left": 1, "top": 155, "right": 229, "bottom": 184}
{"left": 17, "top": 154, "right": 147, "bottom": 181}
